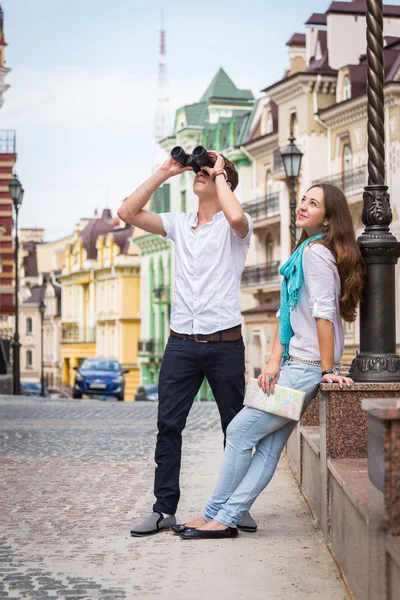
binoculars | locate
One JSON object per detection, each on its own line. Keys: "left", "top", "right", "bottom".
{"left": 170, "top": 146, "right": 214, "bottom": 174}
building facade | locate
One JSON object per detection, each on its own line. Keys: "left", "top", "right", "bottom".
{"left": 0, "top": 6, "right": 15, "bottom": 321}
{"left": 238, "top": 0, "right": 400, "bottom": 376}
{"left": 134, "top": 68, "right": 255, "bottom": 398}
{"left": 59, "top": 209, "right": 141, "bottom": 400}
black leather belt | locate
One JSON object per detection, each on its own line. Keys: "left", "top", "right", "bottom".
{"left": 170, "top": 326, "right": 242, "bottom": 343}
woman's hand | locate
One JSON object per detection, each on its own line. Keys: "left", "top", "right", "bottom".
{"left": 159, "top": 156, "right": 193, "bottom": 179}
{"left": 321, "top": 373, "right": 353, "bottom": 389}
{"left": 258, "top": 360, "right": 281, "bottom": 395}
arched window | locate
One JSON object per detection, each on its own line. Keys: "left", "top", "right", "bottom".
{"left": 265, "top": 171, "right": 273, "bottom": 198}
{"left": 343, "top": 75, "right": 352, "bottom": 100}
{"left": 343, "top": 144, "right": 352, "bottom": 172}
{"left": 266, "top": 111, "right": 273, "bottom": 134}
{"left": 26, "top": 318, "right": 32, "bottom": 335}
{"left": 265, "top": 233, "right": 274, "bottom": 264}
{"left": 289, "top": 112, "right": 299, "bottom": 138}
{"left": 343, "top": 144, "right": 352, "bottom": 193}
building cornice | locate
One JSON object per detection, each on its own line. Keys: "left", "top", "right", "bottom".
{"left": 319, "top": 83, "right": 400, "bottom": 128}
{"left": 241, "top": 132, "right": 279, "bottom": 159}
{"left": 263, "top": 73, "right": 337, "bottom": 105}
{"left": 132, "top": 233, "right": 171, "bottom": 256}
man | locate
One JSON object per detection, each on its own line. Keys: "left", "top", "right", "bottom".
{"left": 117, "top": 149, "right": 255, "bottom": 536}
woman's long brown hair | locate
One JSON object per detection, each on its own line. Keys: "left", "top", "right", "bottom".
{"left": 296, "top": 183, "right": 364, "bottom": 323}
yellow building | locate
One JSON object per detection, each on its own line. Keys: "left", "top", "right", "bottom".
{"left": 58, "top": 209, "right": 140, "bottom": 401}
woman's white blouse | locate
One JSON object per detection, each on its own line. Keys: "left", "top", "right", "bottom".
{"left": 288, "top": 244, "right": 344, "bottom": 364}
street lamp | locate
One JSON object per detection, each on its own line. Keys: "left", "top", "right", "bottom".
{"left": 39, "top": 300, "right": 46, "bottom": 397}
{"left": 280, "top": 135, "right": 303, "bottom": 252}
{"left": 349, "top": 0, "right": 400, "bottom": 381}
{"left": 8, "top": 173, "right": 24, "bottom": 395}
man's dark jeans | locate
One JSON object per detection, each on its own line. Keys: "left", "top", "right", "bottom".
{"left": 153, "top": 335, "right": 245, "bottom": 515}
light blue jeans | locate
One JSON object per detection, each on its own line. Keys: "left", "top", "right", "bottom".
{"left": 203, "top": 359, "right": 322, "bottom": 527}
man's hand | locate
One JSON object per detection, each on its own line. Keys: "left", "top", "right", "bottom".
{"left": 202, "top": 150, "right": 225, "bottom": 179}
{"left": 258, "top": 360, "right": 281, "bottom": 395}
{"left": 159, "top": 156, "right": 193, "bottom": 179}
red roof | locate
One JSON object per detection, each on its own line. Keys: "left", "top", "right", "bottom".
{"left": 326, "top": 1, "right": 400, "bottom": 18}
{"left": 305, "top": 13, "right": 327, "bottom": 26}
{"left": 286, "top": 33, "right": 306, "bottom": 47}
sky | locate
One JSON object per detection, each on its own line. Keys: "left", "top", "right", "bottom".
{"left": 1, "top": 0, "right": 399, "bottom": 240}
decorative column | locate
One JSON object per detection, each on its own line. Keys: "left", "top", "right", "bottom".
{"left": 350, "top": 0, "right": 400, "bottom": 382}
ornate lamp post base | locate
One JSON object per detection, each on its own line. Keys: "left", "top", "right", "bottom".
{"left": 350, "top": 185, "right": 400, "bottom": 382}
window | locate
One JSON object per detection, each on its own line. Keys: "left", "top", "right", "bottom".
{"left": 26, "top": 350, "right": 33, "bottom": 368}
{"left": 343, "top": 144, "right": 352, "bottom": 172}
{"left": 289, "top": 112, "right": 299, "bottom": 138}
{"left": 26, "top": 318, "right": 32, "bottom": 335}
{"left": 343, "top": 75, "right": 351, "bottom": 100}
{"left": 266, "top": 235, "right": 274, "bottom": 264}
{"left": 265, "top": 171, "right": 273, "bottom": 198}
{"left": 266, "top": 111, "right": 273, "bottom": 134}
{"left": 343, "top": 144, "right": 352, "bottom": 194}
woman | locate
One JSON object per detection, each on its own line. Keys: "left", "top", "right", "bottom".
{"left": 174, "top": 182, "right": 364, "bottom": 539}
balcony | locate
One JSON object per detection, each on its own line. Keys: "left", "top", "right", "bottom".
{"left": 138, "top": 339, "right": 164, "bottom": 355}
{"left": 243, "top": 193, "right": 280, "bottom": 222}
{"left": 153, "top": 286, "right": 170, "bottom": 303}
{"left": 313, "top": 166, "right": 367, "bottom": 199}
{"left": 61, "top": 327, "right": 96, "bottom": 343}
{"left": 0, "top": 130, "right": 16, "bottom": 154}
{"left": 241, "top": 261, "right": 281, "bottom": 289}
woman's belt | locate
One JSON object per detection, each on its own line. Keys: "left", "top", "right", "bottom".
{"left": 170, "top": 326, "right": 242, "bottom": 343}
{"left": 289, "top": 355, "right": 341, "bottom": 369}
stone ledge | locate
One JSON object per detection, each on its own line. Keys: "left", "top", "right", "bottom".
{"left": 301, "top": 425, "right": 320, "bottom": 456}
{"left": 386, "top": 536, "right": 400, "bottom": 570}
{"left": 328, "top": 458, "right": 369, "bottom": 520}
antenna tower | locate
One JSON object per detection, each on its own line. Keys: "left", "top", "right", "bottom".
{"left": 154, "top": 13, "right": 170, "bottom": 142}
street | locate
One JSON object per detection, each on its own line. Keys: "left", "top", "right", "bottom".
{"left": 0, "top": 397, "right": 348, "bottom": 599}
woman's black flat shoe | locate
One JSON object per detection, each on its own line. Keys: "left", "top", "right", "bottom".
{"left": 179, "top": 527, "right": 238, "bottom": 540}
{"left": 171, "top": 524, "right": 193, "bottom": 534}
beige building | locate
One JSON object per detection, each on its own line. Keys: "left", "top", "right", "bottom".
{"left": 18, "top": 228, "right": 75, "bottom": 388}
{"left": 59, "top": 209, "right": 141, "bottom": 400}
{"left": 238, "top": 0, "right": 400, "bottom": 375}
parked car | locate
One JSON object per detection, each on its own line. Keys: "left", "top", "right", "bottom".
{"left": 134, "top": 384, "right": 158, "bottom": 402}
{"left": 21, "top": 380, "right": 49, "bottom": 397}
{"left": 73, "top": 358, "right": 129, "bottom": 401}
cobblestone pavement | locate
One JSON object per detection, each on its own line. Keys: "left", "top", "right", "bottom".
{"left": 0, "top": 396, "right": 348, "bottom": 600}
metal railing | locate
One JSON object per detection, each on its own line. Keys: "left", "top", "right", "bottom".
{"left": 243, "top": 193, "right": 280, "bottom": 221}
{"left": 61, "top": 327, "right": 96, "bottom": 343}
{"left": 138, "top": 339, "right": 165, "bottom": 354}
{"left": 0, "top": 130, "right": 16, "bottom": 154}
{"left": 153, "top": 286, "right": 170, "bottom": 302}
{"left": 241, "top": 261, "right": 281, "bottom": 288}
{"left": 313, "top": 165, "right": 367, "bottom": 198}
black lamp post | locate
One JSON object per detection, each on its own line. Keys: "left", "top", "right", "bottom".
{"left": 39, "top": 300, "right": 46, "bottom": 397}
{"left": 349, "top": 0, "right": 400, "bottom": 381}
{"left": 8, "top": 174, "right": 24, "bottom": 395}
{"left": 280, "top": 135, "right": 303, "bottom": 252}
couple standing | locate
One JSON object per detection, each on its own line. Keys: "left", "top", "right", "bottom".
{"left": 117, "top": 150, "right": 362, "bottom": 540}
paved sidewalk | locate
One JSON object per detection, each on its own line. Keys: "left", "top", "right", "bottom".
{"left": 0, "top": 397, "right": 348, "bottom": 599}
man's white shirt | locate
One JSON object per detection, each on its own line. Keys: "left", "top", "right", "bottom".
{"left": 159, "top": 211, "right": 253, "bottom": 335}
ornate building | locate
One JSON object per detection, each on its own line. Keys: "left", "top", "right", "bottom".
{"left": 239, "top": 0, "right": 400, "bottom": 375}
{"left": 0, "top": 5, "right": 16, "bottom": 320}
{"left": 59, "top": 210, "right": 140, "bottom": 400}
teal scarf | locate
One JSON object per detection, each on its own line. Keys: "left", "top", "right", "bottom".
{"left": 279, "top": 233, "right": 324, "bottom": 361}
